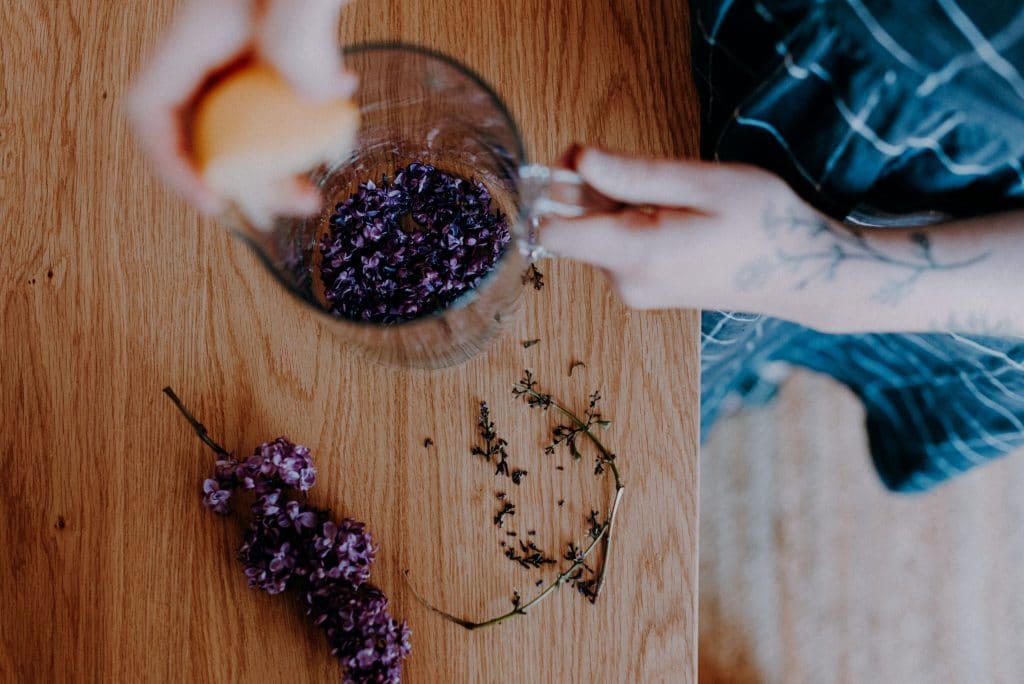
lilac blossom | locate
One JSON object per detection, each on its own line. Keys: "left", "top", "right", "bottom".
{"left": 305, "top": 518, "right": 377, "bottom": 589}
{"left": 201, "top": 479, "right": 232, "bottom": 515}
{"left": 200, "top": 437, "right": 410, "bottom": 681}
{"left": 238, "top": 516, "right": 300, "bottom": 595}
{"left": 304, "top": 584, "right": 412, "bottom": 684}
{"left": 200, "top": 438, "right": 316, "bottom": 514}
{"left": 319, "top": 162, "right": 512, "bottom": 324}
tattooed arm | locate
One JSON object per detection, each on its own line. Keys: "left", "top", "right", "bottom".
{"left": 541, "top": 148, "right": 1024, "bottom": 337}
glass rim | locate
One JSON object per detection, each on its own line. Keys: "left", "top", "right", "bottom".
{"left": 343, "top": 41, "right": 528, "bottom": 166}
{"left": 232, "top": 41, "right": 531, "bottom": 334}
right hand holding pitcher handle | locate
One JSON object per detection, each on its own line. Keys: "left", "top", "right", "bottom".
{"left": 517, "top": 163, "right": 623, "bottom": 260}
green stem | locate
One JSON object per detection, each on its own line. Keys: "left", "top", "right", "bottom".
{"left": 162, "top": 387, "right": 230, "bottom": 457}
{"left": 524, "top": 388, "right": 624, "bottom": 489}
{"left": 520, "top": 385, "right": 625, "bottom": 601}
{"left": 592, "top": 485, "right": 624, "bottom": 600}
{"left": 405, "top": 522, "right": 608, "bottom": 631}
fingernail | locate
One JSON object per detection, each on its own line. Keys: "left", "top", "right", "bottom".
{"left": 574, "top": 148, "right": 602, "bottom": 178}
{"left": 578, "top": 146, "right": 611, "bottom": 169}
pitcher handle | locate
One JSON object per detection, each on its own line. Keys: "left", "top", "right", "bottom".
{"left": 517, "top": 163, "right": 619, "bottom": 261}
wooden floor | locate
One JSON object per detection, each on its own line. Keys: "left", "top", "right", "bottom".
{"left": 700, "top": 370, "right": 1024, "bottom": 684}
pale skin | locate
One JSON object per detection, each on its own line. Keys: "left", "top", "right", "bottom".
{"left": 541, "top": 149, "right": 1024, "bottom": 337}
{"left": 129, "top": 6, "right": 1023, "bottom": 338}
{"left": 126, "top": 0, "right": 354, "bottom": 217}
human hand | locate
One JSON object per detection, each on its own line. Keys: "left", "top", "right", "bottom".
{"left": 541, "top": 148, "right": 1024, "bottom": 337}
{"left": 540, "top": 148, "right": 820, "bottom": 318}
{"left": 126, "top": 0, "right": 355, "bottom": 216}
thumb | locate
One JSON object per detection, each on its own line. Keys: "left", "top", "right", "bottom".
{"left": 258, "top": 0, "right": 357, "bottom": 101}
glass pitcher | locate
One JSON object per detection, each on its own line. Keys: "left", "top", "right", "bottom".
{"left": 228, "top": 42, "right": 604, "bottom": 368}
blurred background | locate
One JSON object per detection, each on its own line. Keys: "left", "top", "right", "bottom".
{"left": 699, "top": 370, "right": 1024, "bottom": 683}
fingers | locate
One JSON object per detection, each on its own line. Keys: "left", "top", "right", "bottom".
{"left": 259, "top": 0, "right": 357, "bottom": 101}
{"left": 127, "top": 0, "right": 351, "bottom": 216}
{"left": 541, "top": 210, "right": 683, "bottom": 310}
{"left": 126, "top": 0, "right": 253, "bottom": 213}
{"left": 572, "top": 147, "right": 735, "bottom": 210}
{"left": 233, "top": 177, "right": 323, "bottom": 229}
{"left": 540, "top": 208, "right": 659, "bottom": 270}
{"left": 270, "top": 177, "right": 322, "bottom": 216}
{"left": 128, "top": 0, "right": 253, "bottom": 107}
{"left": 542, "top": 210, "right": 693, "bottom": 310}
{"left": 131, "top": 110, "right": 226, "bottom": 214}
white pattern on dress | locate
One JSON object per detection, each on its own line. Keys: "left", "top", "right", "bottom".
{"left": 917, "top": 7, "right": 1024, "bottom": 96}
{"left": 935, "top": 0, "right": 1024, "bottom": 102}
{"left": 844, "top": 0, "right": 927, "bottom": 74}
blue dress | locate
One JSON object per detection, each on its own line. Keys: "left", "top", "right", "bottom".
{"left": 693, "top": 0, "right": 1024, "bottom": 491}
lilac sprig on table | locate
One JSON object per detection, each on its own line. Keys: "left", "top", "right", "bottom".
{"left": 513, "top": 371, "right": 623, "bottom": 600}
{"left": 471, "top": 402, "right": 526, "bottom": 485}
{"left": 543, "top": 390, "right": 613, "bottom": 462}
{"left": 522, "top": 263, "right": 545, "bottom": 291}
{"left": 202, "top": 437, "right": 316, "bottom": 514}
{"left": 319, "top": 162, "right": 512, "bottom": 324}
{"left": 406, "top": 520, "right": 610, "bottom": 631}
{"left": 163, "top": 388, "right": 411, "bottom": 683}
{"left": 493, "top": 502, "right": 516, "bottom": 528}
{"left": 505, "top": 540, "right": 557, "bottom": 569}
{"left": 404, "top": 371, "right": 625, "bottom": 629}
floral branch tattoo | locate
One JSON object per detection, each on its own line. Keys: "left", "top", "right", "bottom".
{"left": 736, "top": 204, "right": 991, "bottom": 305}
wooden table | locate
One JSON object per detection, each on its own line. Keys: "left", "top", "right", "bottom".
{"left": 0, "top": 1, "right": 701, "bottom": 681}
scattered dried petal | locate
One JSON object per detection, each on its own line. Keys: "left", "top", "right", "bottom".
{"left": 522, "top": 264, "right": 545, "bottom": 290}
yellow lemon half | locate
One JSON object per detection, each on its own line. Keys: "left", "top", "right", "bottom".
{"left": 192, "top": 64, "right": 360, "bottom": 227}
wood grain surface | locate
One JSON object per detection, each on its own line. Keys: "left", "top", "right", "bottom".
{"left": 0, "top": 1, "right": 701, "bottom": 682}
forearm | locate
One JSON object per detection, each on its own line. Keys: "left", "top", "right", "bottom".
{"left": 540, "top": 151, "right": 1024, "bottom": 337}
{"left": 728, "top": 204, "right": 1024, "bottom": 337}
